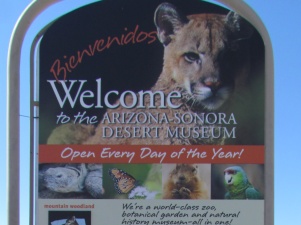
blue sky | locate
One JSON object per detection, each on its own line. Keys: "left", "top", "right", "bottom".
{"left": 0, "top": 0, "right": 300, "bottom": 224}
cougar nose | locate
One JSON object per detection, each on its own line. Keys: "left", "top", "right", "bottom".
{"left": 203, "top": 79, "right": 221, "bottom": 93}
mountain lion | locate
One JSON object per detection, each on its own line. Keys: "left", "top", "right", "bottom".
{"left": 154, "top": 2, "right": 254, "bottom": 111}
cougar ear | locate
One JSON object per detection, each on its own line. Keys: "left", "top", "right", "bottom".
{"left": 226, "top": 11, "right": 253, "bottom": 38}
{"left": 154, "top": 3, "right": 188, "bottom": 46}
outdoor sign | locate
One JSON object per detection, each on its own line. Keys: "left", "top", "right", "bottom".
{"left": 37, "top": 0, "right": 268, "bottom": 224}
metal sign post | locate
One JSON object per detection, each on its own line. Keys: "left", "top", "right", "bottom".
{"left": 7, "top": 1, "right": 64, "bottom": 225}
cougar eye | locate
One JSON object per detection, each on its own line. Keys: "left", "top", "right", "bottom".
{"left": 184, "top": 52, "right": 201, "bottom": 64}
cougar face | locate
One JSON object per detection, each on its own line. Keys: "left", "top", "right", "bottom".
{"left": 155, "top": 3, "right": 253, "bottom": 110}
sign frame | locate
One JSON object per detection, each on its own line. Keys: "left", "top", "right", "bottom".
{"left": 6, "top": 0, "right": 273, "bottom": 225}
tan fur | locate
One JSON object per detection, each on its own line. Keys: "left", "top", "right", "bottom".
{"left": 163, "top": 164, "right": 208, "bottom": 199}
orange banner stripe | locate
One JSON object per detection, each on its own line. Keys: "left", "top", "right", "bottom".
{"left": 38, "top": 145, "right": 264, "bottom": 164}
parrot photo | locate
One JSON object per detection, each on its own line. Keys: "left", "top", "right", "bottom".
{"left": 224, "top": 166, "right": 262, "bottom": 199}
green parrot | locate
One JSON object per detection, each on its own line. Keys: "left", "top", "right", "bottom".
{"left": 224, "top": 166, "right": 262, "bottom": 199}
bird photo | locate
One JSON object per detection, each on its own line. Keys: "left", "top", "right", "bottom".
{"left": 223, "top": 166, "right": 262, "bottom": 199}
{"left": 211, "top": 164, "right": 263, "bottom": 200}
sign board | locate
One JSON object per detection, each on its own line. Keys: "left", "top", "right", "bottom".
{"left": 36, "top": 0, "right": 271, "bottom": 224}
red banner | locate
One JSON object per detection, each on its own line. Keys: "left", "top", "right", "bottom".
{"left": 39, "top": 145, "right": 264, "bottom": 164}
